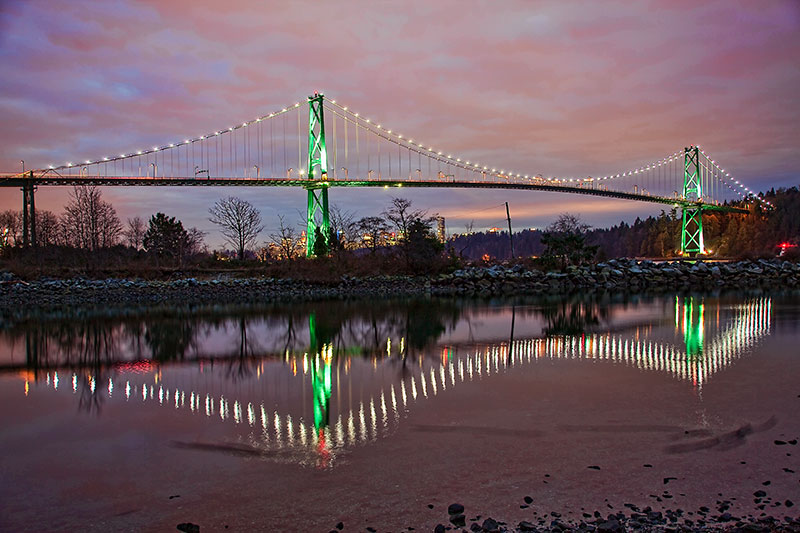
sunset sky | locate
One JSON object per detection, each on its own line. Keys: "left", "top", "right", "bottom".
{"left": 1, "top": 0, "right": 798, "bottom": 247}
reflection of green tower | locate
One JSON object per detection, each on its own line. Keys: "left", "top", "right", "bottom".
{"left": 309, "top": 314, "right": 332, "bottom": 430}
{"left": 677, "top": 296, "right": 704, "bottom": 358}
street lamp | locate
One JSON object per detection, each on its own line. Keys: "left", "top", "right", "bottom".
{"left": 287, "top": 168, "right": 293, "bottom": 179}
{"left": 253, "top": 165, "right": 260, "bottom": 178}
{"left": 415, "top": 168, "right": 421, "bottom": 180}
{"left": 150, "top": 163, "right": 157, "bottom": 178}
{"left": 20, "top": 160, "right": 24, "bottom": 174}
{"left": 341, "top": 167, "right": 348, "bottom": 179}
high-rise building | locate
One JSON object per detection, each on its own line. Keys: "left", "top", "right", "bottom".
{"left": 436, "top": 216, "right": 446, "bottom": 243}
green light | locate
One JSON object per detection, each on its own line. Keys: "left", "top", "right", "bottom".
{"left": 680, "top": 147, "right": 705, "bottom": 256}
{"left": 682, "top": 297, "right": 704, "bottom": 359}
{"left": 306, "top": 94, "right": 331, "bottom": 257}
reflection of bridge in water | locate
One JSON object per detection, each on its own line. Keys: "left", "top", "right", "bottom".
{"left": 12, "top": 296, "right": 771, "bottom": 466}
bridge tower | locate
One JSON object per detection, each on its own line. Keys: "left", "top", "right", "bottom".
{"left": 680, "top": 146, "right": 704, "bottom": 256}
{"left": 21, "top": 171, "right": 36, "bottom": 247}
{"left": 305, "top": 93, "right": 330, "bottom": 257}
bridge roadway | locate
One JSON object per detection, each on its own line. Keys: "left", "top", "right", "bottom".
{"left": 0, "top": 174, "right": 749, "bottom": 214}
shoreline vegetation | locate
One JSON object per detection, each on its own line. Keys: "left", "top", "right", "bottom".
{"left": 1, "top": 258, "right": 798, "bottom": 310}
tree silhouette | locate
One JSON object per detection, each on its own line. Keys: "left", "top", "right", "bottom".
{"left": 208, "top": 196, "right": 263, "bottom": 260}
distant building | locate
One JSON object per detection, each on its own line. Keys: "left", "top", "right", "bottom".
{"left": 436, "top": 216, "right": 446, "bottom": 243}
{"left": 488, "top": 227, "right": 500, "bottom": 233}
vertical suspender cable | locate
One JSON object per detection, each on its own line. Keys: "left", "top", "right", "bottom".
{"left": 333, "top": 113, "right": 337, "bottom": 178}
{"left": 355, "top": 118, "right": 359, "bottom": 179}
{"left": 298, "top": 109, "right": 302, "bottom": 175}
{"left": 270, "top": 119, "right": 274, "bottom": 178}
{"left": 283, "top": 113, "right": 287, "bottom": 177}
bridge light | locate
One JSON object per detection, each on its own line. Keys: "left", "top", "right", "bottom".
{"left": 103, "top": 157, "right": 109, "bottom": 161}
{"left": 169, "top": 143, "right": 174, "bottom": 147}
{"left": 49, "top": 165, "right": 54, "bottom": 169}
{"left": 85, "top": 160, "right": 91, "bottom": 164}
{"left": 355, "top": 113, "right": 359, "bottom": 117}
{"left": 387, "top": 130, "right": 391, "bottom": 134}
{"left": 137, "top": 151, "right": 142, "bottom": 155}
{"left": 330, "top": 100, "right": 336, "bottom": 104}
{"left": 342, "top": 107, "right": 347, "bottom": 111}
{"left": 365, "top": 119, "right": 370, "bottom": 123}
{"left": 121, "top": 154, "right": 126, "bottom": 157}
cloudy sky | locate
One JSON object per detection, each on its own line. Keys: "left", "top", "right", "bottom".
{"left": 1, "top": 0, "right": 798, "bottom": 247}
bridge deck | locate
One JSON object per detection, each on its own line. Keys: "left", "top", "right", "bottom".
{"left": 0, "top": 174, "right": 749, "bottom": 213}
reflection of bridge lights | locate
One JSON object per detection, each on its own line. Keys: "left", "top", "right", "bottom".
{"left": 22, "top": 298, "right": 772, "bottom": 467}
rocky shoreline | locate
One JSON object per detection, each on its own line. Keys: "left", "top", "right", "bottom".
{"left": 1, "top": 258, "right": 799, "bottom": 309}
{"left": 423, "top": 500, "right": 800, "bottom": 532}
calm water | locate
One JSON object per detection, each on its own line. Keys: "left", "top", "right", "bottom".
{"left": 1, "top": 293, "right": 799, "bottom": 531}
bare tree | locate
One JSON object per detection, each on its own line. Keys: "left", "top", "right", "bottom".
{"left": 61, "top": 185, "right": 122, "bottom": 250}
{"left": 184, "top": 227, "right": 207, "bottom": 256}
{"left": 34, "top": 210, "right": 60, "bottom": 246}
{"left": 123, "top": 216, "right": 146, "bottom": 250}
{"left": 209, "top": 196, "right": 264, "bottom": 260}
{"left": 329, "top": 204, "right": 358, "bottom": 250}
{"left": 269, "top": 215, "right": 300, "bottom": 260}
{"left": 356, "top": 216, "right": 389, "bottom": 253}
{"left": 382, "top": 197, "right": 431, "bottom": 241}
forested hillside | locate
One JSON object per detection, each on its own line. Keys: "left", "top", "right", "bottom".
{"left": 450, "top": 186, "right": 800, "bottom": 260}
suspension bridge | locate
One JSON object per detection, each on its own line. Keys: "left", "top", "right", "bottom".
{"left": 1, "top": 93, "right": 773, "bottom": 256}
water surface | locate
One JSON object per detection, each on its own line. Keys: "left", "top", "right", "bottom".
{"left": 1, "top": 293, "right": 798, "bottom": 531}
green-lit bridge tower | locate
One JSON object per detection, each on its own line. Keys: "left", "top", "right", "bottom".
{"left": 306, "top": 93, "right": 330, "bottom": 257}
{"left": 680, "top": 146, "right": 704, "bottom": 256}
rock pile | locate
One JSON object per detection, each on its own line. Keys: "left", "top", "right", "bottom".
{"left": 433, "top": 258, "right": 800, "bottom": 297}
{"left": 0, "top": 259, "right": 798, "bottom": 309}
